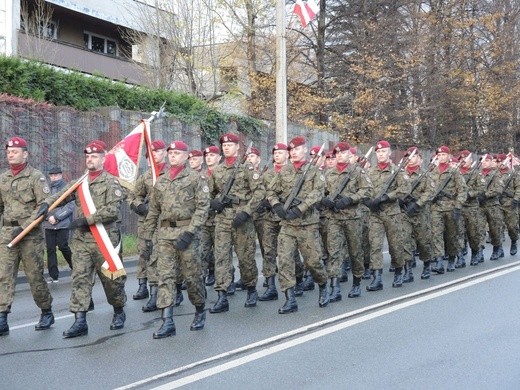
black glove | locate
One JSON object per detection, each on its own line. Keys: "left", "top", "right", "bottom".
{"left": 232, "top": 211, "right": 250, "bottom": 228}
{"left": 70, "top": 217, "right": 88, "bottom": 229}
{"left": 452, "top": 208, "right": 461, "bottom": 221}
{"left": 273, "top": 203, "right": 287, "bottom": 219}
{"left": 320, "top": 197, "right": 336, "bottom": 210}
{"left": 256, "top": 199, "right": 271, "bottom": 213}
{"left": 11, "top": 226, "right": 23, "bottom": 240}
{"left": 364, "top": 199, "right": 379, "bottom": 211}
{"left": 210, "top": 199, "right": 226, "bottom": 213}
{"left": 286, "top": 207, "right": 303, "bottom": 220}
{"left": 36, "top": 203, "right": 49, "bottom": 219}
{"left": 405, "top": 201, "right": 420, "bottom": 216}
{"left": 379, "top": 194, "right": 391, "bottom": 203}
{"left": 131, "top": 203, "right": 148, "bottom": 216}
{"left": 477, "top": 194, "right": 487, "bottom": 204}
{"left": 512, "top": 199, "right": 519, "bottom": 209}
{"left": 174, "top": 231, "right": 194, "bottom": 251}
{"left": 335, "top": 195, "right": 353, "bottom": 210}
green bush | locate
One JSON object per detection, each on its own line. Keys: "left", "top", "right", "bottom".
{"left": 0, "top": 56, "right": 263, "bottom": 143}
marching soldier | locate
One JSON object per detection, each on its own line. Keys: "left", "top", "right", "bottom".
{"left": 267, "top": 136, "right": 330, "bottom": 313}
{"left": 127, "top": 139, "right": 168, "bottom": 312}
{"left": 208, "top": 133, "right": 265, "bottom": 313}
{"left": 44, "top": 140, "right": 127, "bottom": 338}
{"left": 144, "top": 141, "right": 209, "bottom": 338}
{"left": 320, "top": 141, "right": 372, "bottom": 300}
{"left": 188, "top": 149, "right": 204, "bottom": 172}
{"left": 200, "top": 145, "right": 221, "bottom": 286}
{"left": 364, "top": 140, "right": 412, "bottom": 289}
{"left": 0, "top": 137, "right": 54, "bottom": 336}
{"left": 497, "top": 153, "right": 520, "bottom": 256}
{"left": 429, "top": 146, "right": 467, "bottom": 273}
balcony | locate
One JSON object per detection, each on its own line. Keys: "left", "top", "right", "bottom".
{"left": 17, "top": 31, "right": 147, "bottom": 85}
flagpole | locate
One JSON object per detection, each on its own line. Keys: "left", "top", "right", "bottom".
{"left": 276, "top": 0, "right": 287, "bottom": 144}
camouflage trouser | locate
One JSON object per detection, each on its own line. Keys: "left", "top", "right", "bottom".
{"left": 500, "top": 200, "right": 519, "bottom": 241}
{"left": 214, "top": 218, "right": 258, "bottom": 291}
{"left": 318, "top": 217, "right": 329, "bottom": 265}
{"left": 326, "top": 218, "right": 363, "bottom": 278}
{"left": 136, "top": 224, "right": 159, "bottom": 284}
{"left": 360, "top": 207, "right": 371, "bottom": 265}
{"left": 156, "top": 235, "right": 205, "bottom": 308}
{"left": 258, "top": 218, "right": 278, "bottom": 278}
{"left": 69, "top": 237, "right": 127, "bottom": 312}
{"left": 369, "top": 211, "right": 409, "bottom": 270}
{"left": 403, "top": 209, "right": 432, "bottom": 262}
{"left": 277, "top": 223, "right": 328, "bottom": 291}
{"left": 0, "top": 229, "right": 52, "bottom": 313}
{"left": 462, "top": 206, "right": 482, "bottom": 252}
{"left": 481, "top": 205, "right": 504, "bottom": 246}
{"left": 200, "top": 223, "right": 216, "bottom": 277}
{"left": 430, "top": 209, "right": 461, "bottom": 257}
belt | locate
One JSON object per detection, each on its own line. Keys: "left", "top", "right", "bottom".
{"left": 160, "top": 219, "right": 191, "bottom": 228}
{"left": 4, "top": 221, "right": 20, "bottom": 227}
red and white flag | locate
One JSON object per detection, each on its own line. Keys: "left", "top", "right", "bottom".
{"left": 293, "top": 0, "right": 319, "bottom": 28}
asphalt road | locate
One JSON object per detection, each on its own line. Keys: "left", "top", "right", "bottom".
{"left": 2, "top": 242, "right": 520, "bottom": 390}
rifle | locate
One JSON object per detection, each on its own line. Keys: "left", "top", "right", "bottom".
{"left": 464, "top": 154, "right": 485, "bottom": 184}
{"left": 500, "top": 156, "right": 518, "bottom": 199}
{"left": 284, "top": 143, "right": 325, "bottom": 211}
{"left": 430, "top": 160, "right": 464, "bottom": 203}
{"left": 402, "top": 156, "right": 437, "bottom": 205}
{"left": 325, "top": 147, "right": 373, "bottom": 205}
{"left": 215, "top": 142, "right": 253, "bottom": 210}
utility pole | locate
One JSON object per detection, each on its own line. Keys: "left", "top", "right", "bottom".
{"left": 275, "top": 0, "right": 287, "bottom": 143}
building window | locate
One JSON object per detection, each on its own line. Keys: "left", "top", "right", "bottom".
{"left": 84, "top": 32, "right": 117, "bottom": 56}
{"left": 20, "top": 20, "right": 57, "bottom": 40}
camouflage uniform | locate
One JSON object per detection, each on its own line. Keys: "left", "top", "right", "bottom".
{"left": 47, "top": 171, "right": 126, "bottom": 312}
{"left": 0, "top": 164, "right": 53, "bottom": 313}
{"left": 210, "top": 160, "right": 265, "bottom": 293}
{"left": 143, "top": 166, "right": 209, "bottom": 309}
{"left": 200, "top": 175, "right": 217, "bottom": 282}
{"left": 480, "top": 167, "right": 505, "bottom": 259}
{"left": 499, "top": 167, "right": 520, "bottom": 253}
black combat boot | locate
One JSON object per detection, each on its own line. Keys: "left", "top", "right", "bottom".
{"left": 421, "top": 261, "right": 431, "bottom": 279}
{"left": 329, "top": 278, "right": 342, "bottom": 302}
{"left": 0, "top": 312, "right": 9, "bottom": 336}
{"left": 226, "top": 282, "right": 236, "bottom": 295}
{"left": 110, "top": 307, "right": 126, "bottom": 330}
{"left": 133, "top": 278, "right": 149, "bottom": 300}
{"left": 278, "top": 288, "right": 298, "bottom": 314}
{"left": 340, "top": 260, "right": 350, "bottom": 283}
{"left": 205, "top": 270, "right": 215, "bottom": 286}
{"left": 302, "top": 272, "right": 315, "bottom": 291}
{"left": 362, "top": 264, "right": 372, "bottom": 280}
{"left": 348, "top": 276, "right": 361, "bottom": 298}
{"left": 190, "top": 305, "right": 206, "bottom": 331}
{"left": 88, "top": 298, "right": 95, "bottom": 311}
{"left": 175, "top": 283, "right": 184, "bottom": 306}
{"left": 432, "top": 257, "right": 445, "bottom": 274}
{"left": 244, "top": 286, "right": 258, "bottom": 307}
{"left": 142, "top": 285, "right": 158, "bottom": 312}
{"left": 366, "top": 269, "right": 383, "bottom": 291}
{"left": 318, "top": 283, "right": 330, "bottom": 307}
{"left": 479, "top": 246, "right": 485, "bottom": 263}
{"left": 402, "top": 261, "right": 414, "bottom": 283}
{"left": 153, "top": 306, "right": 176, "bottom": 339}
{"left": 209, "top": 291, "right": 229, "bottom": 313}
{"left": 392, "top": 267, "right": 404, "bottom": 287}
{"left": 455, "top": 252, "right": 466, "bottom": 268}
{"left": 294, "top": 276, "right": 304, "bottom": 297}
{"left": 511, "top": 241, "right": 518, "bottom": 256}
{"left": 63, "top": 312, "right": 88, "bottom": 338}
{"left": 490, "top": 246, "right": 504, "bottom": 261}
{"left": 447, "top": 256, "right": 456, "bottom": 272}
{"left": 35, "top": 308, "right": 55, "bottom": 330}
{"left": 258, "top": 276, "right": 278, "bottom": 301}
{"left": 470, "top": 249, "right": 480, "bottom": 265}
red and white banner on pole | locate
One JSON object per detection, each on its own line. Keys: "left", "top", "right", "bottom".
{"left": 293, "top": 0, "right": 319, "bottom": 28}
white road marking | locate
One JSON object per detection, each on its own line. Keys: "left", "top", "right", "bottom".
{"left": 116, "top": 261, "right": 520, "bottom": 390}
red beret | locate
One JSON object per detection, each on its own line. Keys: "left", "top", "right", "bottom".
{"left": 151, "top": 139, "right": 166, "bottom": 151}
{"left": 248, "top": 147, "right": 260, "bottom": 156}
{"left": 288, "top": 136, "right": 306, "bottom": 150}
{"left": 406, "top": 146, "right": 419, "bottom": 156}
{"left": 496, "top": 153, "right": 507, "bottom": 162}
{"left": 349, "top": 147, "right": 357, "bottom": 155}
{"left": 309, "top": 146, "right": 321, "bottom": 155}
{"left": 459, "top": 150, "right": 471, "bottom": 158}
{"left": 483, "top": 153, "right": 493, "bottom": 161}
{"left": 188, "top": 149, "right": 203, "bottom": 158}
{"left": 6, "top": 136, "right": 27, "bottom": 149}
{"left": 436, "top": 145, "right": 450, "bottom": 154}
{"left": 450, "top": 156, "right": 459, "bottom": 163}
{"left": 325, "top": 151, "right": 335, "bottom": 159}
{"left": 219, "top": 133, "right": 240, "bottom": 144}
{"left": 204, "top": 145, "right": 220, "bottom": 155}
{"left": 334, "top": 142, "right": 351, "bottom": 153}
{"left": 375, "top": 140, "right": 391, "bottom": 150}
{"left": 272, "top": 143, "right": 288, "bottom": 153}
{"left": 84, "top": 140, "right": 107, "bottom": 154}
{"left": 167, "top": 141, "right": 188, "bottom": 151}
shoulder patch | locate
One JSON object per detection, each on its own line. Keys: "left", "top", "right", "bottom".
{"left": 253, "top": 173, "right": 260, "bottom": 180}
{"left": 115, "top": 189, "right": 122, "bottom": 197}
{"left": 42, "top": 186, "right": 50, "bottom": 194}
{"left": 480, "top": 178, "right": 486, "bottom": 183}
{"left": 202, "top": 185, "right": 209, "bottom": 193}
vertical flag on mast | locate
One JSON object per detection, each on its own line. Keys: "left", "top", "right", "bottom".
{"left": 293, "top": 0, "right": 320, "bottom": 28}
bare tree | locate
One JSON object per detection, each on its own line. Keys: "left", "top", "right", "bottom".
{"left": 19, "top": 0, "right": 58, "bottom": 62}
